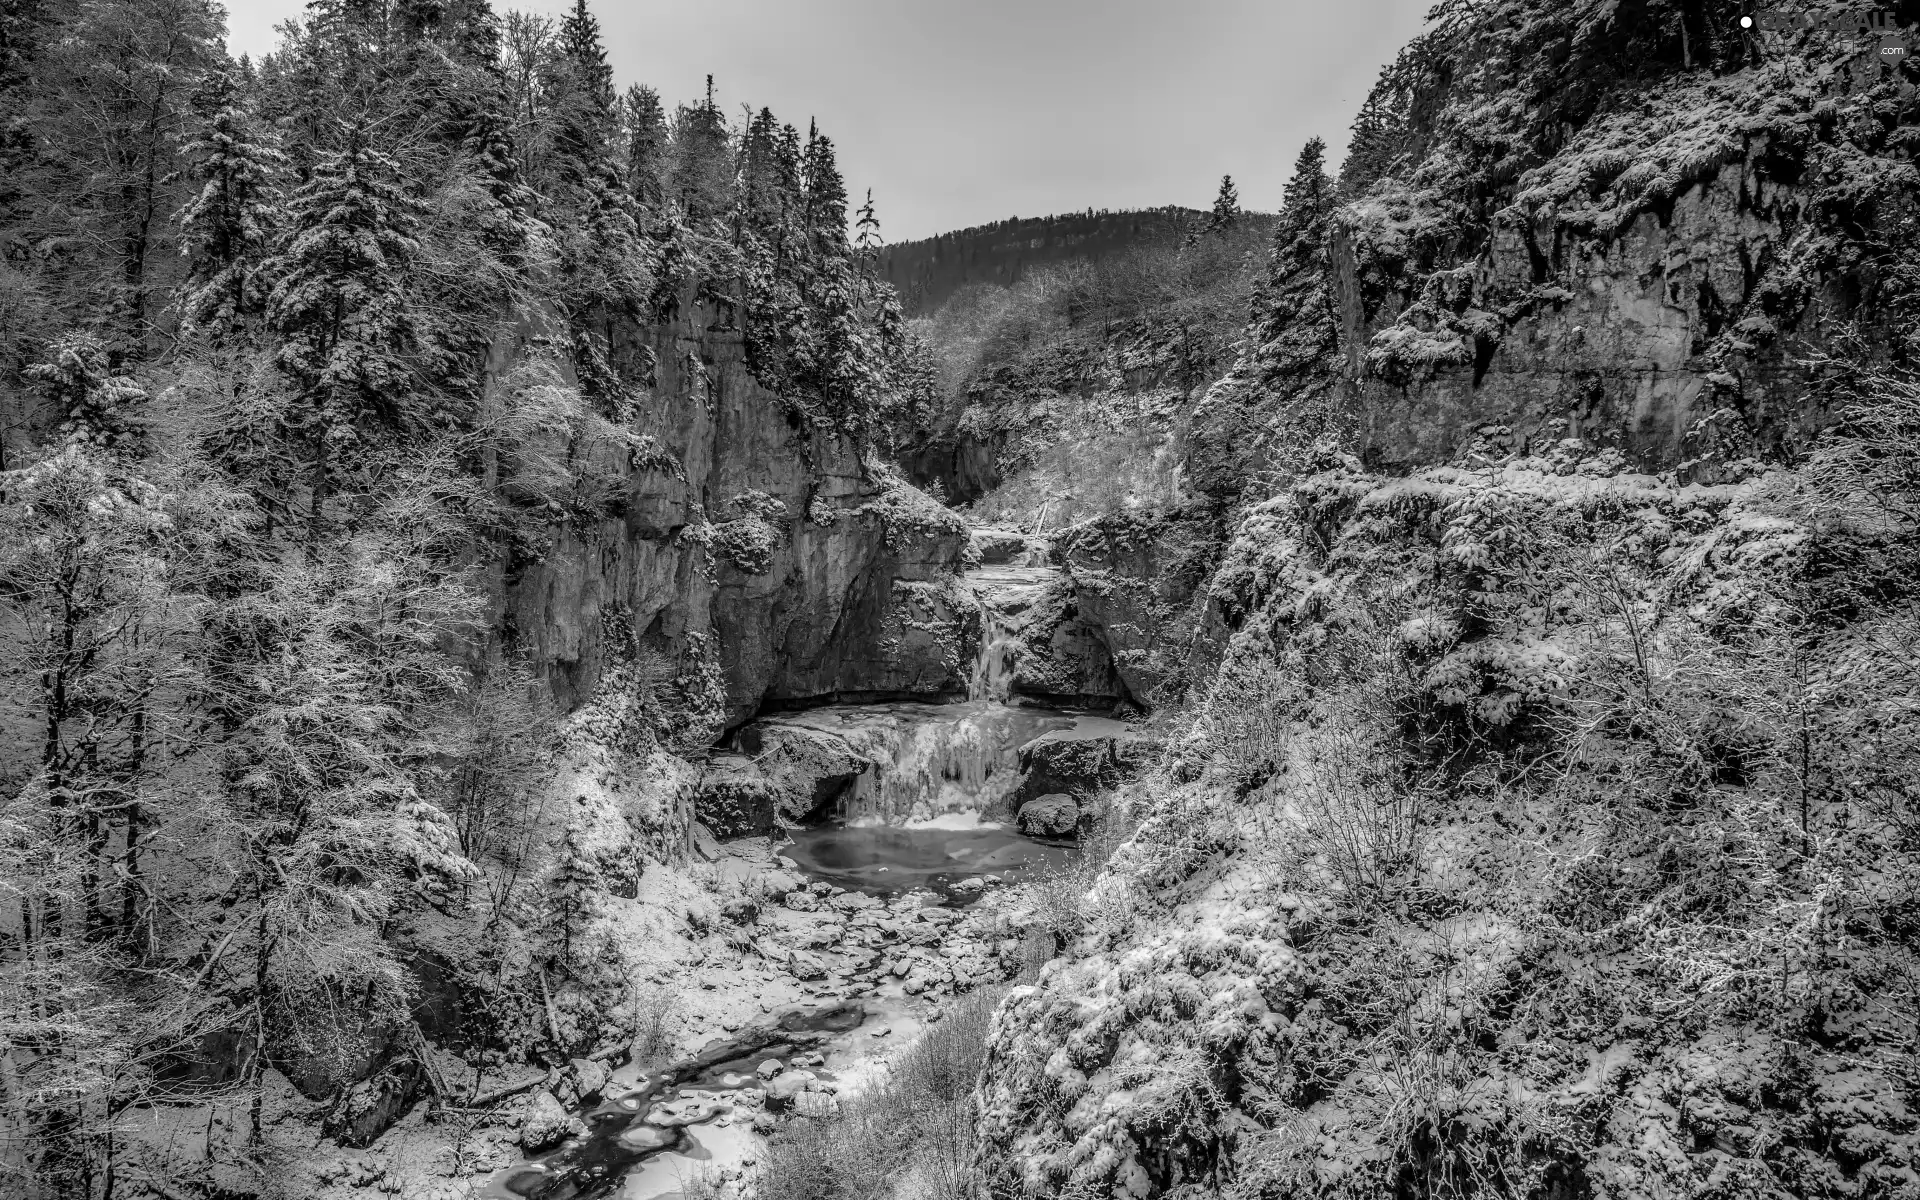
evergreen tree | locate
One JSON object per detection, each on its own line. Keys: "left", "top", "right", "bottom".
{"left": 25, "top": 332, "right": 149, "bottom": 459}
{"left": 801, "top": 119, "right": 848, "bottom": 256}
{"left": 855, "top": 188, "right": 882, "bottom": 260}
{"left": 177, "top": 72, "right": 288, "bottom": 340}
{"left": 624, "top": 83, "right": 668, "bottom": 209}
{"left": 543, "top": 820, "right": 599, "bottom": 967}
{"left": 737, "top": 105, "right": 786, "bottom": 240}
{"left": 1208, "top": 174, "right": 1240, "bottom": 234}
{"left": 559, "top": 0, "right": 613, "bottom": 112}
{"left": 668, "top": 80, "right": 732, "bottom": 224}
{"left": 552, "top": 0, "right": 616, "bottom": 184}
{"left": 264, "top": 129, "right": 427, "bottom": 525}
{"left": 1188, "top": 138, "right": 1340, "bottom": 500}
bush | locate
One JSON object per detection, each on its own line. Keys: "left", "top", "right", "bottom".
{"left": 755, "top": 987, "right": 1004, "bottom": 1200}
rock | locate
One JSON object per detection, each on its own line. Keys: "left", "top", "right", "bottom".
{"left": 1014, "top": 730, "right": 1158, "bottom": 810}
{"left": 783, "top": 890, "right": 820, "bottom": 912}
{"left": 691, "top": 820, "right": 725, "bottom": 861}
{"left": 793, "top": 1091, "right": 838, "bottom": 1118}
{"left": 504, "top": 291, "right": 974, "bottom": 734}
{"left": 647, "top": 1097, "right": 730, "bottom": 1127}
{"left": 752, "top": 1111, "right": 778, "bottom": 1133}
{"left": 763, "top": 868, "right": 808, "bottom": 896}
{"left": 1060, "top": 509, "right": 1217, "bottom": 706}
{"left": 766, "top": 1071, "right": 816, "bottom": 1106}
{"left": 829, "top": 890, "right": 880, "bottom": 912}
{"left": 694, "top": 756, "right": 786, "bottom": 840}
{"left": 809, "top": 880, "right": 838, "bottom": 896}
{"left": 950, "top": 876, "right": 988, "bottom": 897}
{"left": 321, "top": 1062, "right": 424, "bottom": 1149}
{"left": 519, "top": 1090, "right": 587, "bottom": 1152}
{"left": 871, "top": 1026, "right": 893, "bottom": 1038}
{"left": 789, "top": 950, "right": 828, "bottom": 981}
{"left": 1016, "top": 794, "right": 1080, "bottom": 837}
{"left": 756, "top": 1058, "right": 783, "bottom": 1079}
{"left": 570, "top": 1057, "right": 609, "bottom": 1101}
{"left": 969, "top": 527, "right": 1036, "bottom": 564}
{"left": 753, "top": 935, "right": 791, "bottom": 964}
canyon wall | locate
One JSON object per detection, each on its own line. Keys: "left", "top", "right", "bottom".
{"left": 498, "top": 291, "right": 976, "bottom": 734}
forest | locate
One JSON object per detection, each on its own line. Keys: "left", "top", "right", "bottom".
{"left": 0, "top": 0, "right": 934, "bottom": 1194}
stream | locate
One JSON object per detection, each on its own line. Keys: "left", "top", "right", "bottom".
{"left": 481, "top": 541, "right": 1106, "bottom": 1199}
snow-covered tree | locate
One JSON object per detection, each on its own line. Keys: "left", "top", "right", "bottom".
{"left": 25, "top": 332, "right": 149, "bottom": 459}
{"left": 176, "top": 72, "right": 288, "bottom": 340}
{"left": 264, "top": 128, "right": 426, "bottom": 522}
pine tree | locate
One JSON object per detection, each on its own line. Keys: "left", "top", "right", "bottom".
{"left": 553, "top": 0, "right": 616, "bottom": 183}
{"left": 25, "top": 332, "right": 149, "bottom": 459}
{"left": 737, "top": 105, "right": 785, "bottom": 240}
{"left": 1208, "top": 174, "right": 1240, "bottom": 234}
{"left": 176, "top": 72, "right": 288, "bottom": 340}
{"left": 801, "top": 120, "right": 848, "bottom": 257}
{"left": 855, "top": 188, "right": 882, "bottom": 260}
{"left": 1188, "top": 138, "right": 1341, "bottom": 500}
{"left": 544, "top": 821, "right": 599, "bottom": 967}
{"left": 668, "top": 81, "right": 732, "bottom": 224}
{"left": 624, "top": 83, "right": 668, "bottom": 209}
{"left": 264, "top": 128, "right": 427, "bottom": 526}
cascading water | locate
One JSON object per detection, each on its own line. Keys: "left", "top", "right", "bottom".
{"left": 771, "top": 546, "right": 1124, "bottom": 896}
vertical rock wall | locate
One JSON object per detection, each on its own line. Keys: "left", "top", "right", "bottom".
{"left": 498, "top": 292, "right": 976, "bottom": 733}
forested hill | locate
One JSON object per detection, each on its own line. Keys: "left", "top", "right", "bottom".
{"left": 879, "top": 207, "right": 1202, "bottom": 314}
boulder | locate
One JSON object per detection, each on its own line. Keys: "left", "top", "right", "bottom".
{"left": 765, "top": 1070, "right": 817, "bottom": 1106}
{"left": 1014, "top": 729, "right": 1159, "bottom": 808}
{"left": 788, "top": 951, "right": 828, "bottom": 981}
{"left": 783, "top": 890, "right": 820, "bottom": 912}
{"left": 969, "top": 527, "right": 1038, "bottom": 565}
{"left": 695, "top": 756, "right": 784, "bottom": 839}
{"left": 793, "top": 1091, "right": 838, "bottom": 1118}
{"left": 519, "top": 1090, "right": 586, "bottom": 1152}
{"left": 321, "top": 1060, "right": 423, "bottom": 1149}
{"left": 569, "top": 1056, "right": 609, "bottom": 1102}
{"left": 756, "top": 1059, "right": 783, "bottom": 1080}
{"left": 1016, "top": 794, "right": 1080, "bottom": 838}
{"left": 829, "top": 891, "right": 880, "bottom": 912}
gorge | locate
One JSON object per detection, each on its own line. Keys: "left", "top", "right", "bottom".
{"left": 4, "top": 1, "right": 1920, "bottom": 1199}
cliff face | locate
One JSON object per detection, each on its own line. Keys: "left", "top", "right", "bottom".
{"left": 1334, "top": 169, "right": 1851, "bottom": 474}
{"left": 500, "top": 292, "right": 974, "bottom": 733}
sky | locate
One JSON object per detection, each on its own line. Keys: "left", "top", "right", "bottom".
{"left": 224, "top": 0, "right": 1436, "bottom": 243}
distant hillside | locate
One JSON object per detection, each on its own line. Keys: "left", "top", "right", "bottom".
{"left": 880, "top": 208, "right": 1204, "bottom": 314}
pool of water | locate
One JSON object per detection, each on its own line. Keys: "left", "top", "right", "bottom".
{"left": 780, "top": 822, "right": 1077, "bottom": 898}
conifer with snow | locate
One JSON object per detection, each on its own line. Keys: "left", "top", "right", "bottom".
{"left": 177, "top": 72, "right": 288, "bottom": 340}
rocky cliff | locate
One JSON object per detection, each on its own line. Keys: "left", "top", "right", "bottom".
{"left": 499, "top": 290, "right": 976, "bottom": 735}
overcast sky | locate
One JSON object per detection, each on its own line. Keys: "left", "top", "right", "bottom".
{"left": 225, "top": 0, "right": 1434, "bottom": 243}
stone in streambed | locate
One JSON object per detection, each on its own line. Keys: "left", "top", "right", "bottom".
{"left": 569, "top": 1057, "right": 609, "bottom": 1102}
{"left": 519, "top": 1090, "right": 587, "bottom": 1152}
{"left": 765, "top": 1071, "right": 817, "bottom": 1106}
{"left": 793, "top": 1091, "right": 838, "bottom": 1118}
{"left": 788, "top": 951, "right": 828, "bottom": 980}
{"left": 1016, "top": 794, "right": 1080, "bottom": 837}
{"left": 619, "top": 1123, "right": 678, "bottom": 1152}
